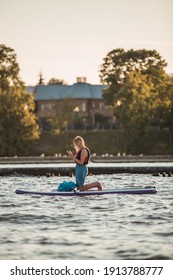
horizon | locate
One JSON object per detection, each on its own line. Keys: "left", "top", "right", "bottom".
{"left": 1, "top": 0, "right": 173, "bottom": 86}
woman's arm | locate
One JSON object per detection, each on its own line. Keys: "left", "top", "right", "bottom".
{"left": 67, "top": 149, "right": 87, "bottom": 165}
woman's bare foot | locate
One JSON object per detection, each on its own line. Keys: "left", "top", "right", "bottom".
{"left": 78, "top": 181, "right": 102, "bottom": 191}
{"left": 97, "top": 182, "right": 102, "bottom": 191}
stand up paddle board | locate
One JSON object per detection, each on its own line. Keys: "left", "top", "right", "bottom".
{"left": 15, "top": 187, "right": 157, "bottom": 196}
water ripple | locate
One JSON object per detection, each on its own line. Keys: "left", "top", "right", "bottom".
{"left": 0, "top": 173, "right": 173, "bottom": 259}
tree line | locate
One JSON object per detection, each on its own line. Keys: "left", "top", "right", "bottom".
{"left": 100, "top": 48, "right": 173, "bottom": 153}
{"left": 0, "top": 44, "right": 40, "bottom": 156}
{"left": 0, "top": 44, "right": 173, "bottom": 156}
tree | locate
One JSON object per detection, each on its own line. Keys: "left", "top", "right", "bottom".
{"left": 47, "top": 77, "right": 67, "bottom": 85}
{"left": 100, "top": 48, "right": 167, "bottom": 105}
{"left": 99, "top": 48, "right": 169, "bottom": 153}
{"left": 166, "top": 75, "right": 173, "bottom": 149}
{"left": 48, "top": 98, "right": 74, "bottom": 135}
{"left": 0, "top": 44, "right": 40, "bottom": 156}
{"left": 0, "top": 87, "right": 40, "bottom": 156}
{"left": 114, "top": 71, "right": 157, "bottom": 152}
{"left": 0, "top": 44, "right": 24, "bottom": 90}
{"left": 154, "top": 74, "right": 173, "bottom": 149}
{"left": 37, "top": 71, "right": 45, "bottom": 85}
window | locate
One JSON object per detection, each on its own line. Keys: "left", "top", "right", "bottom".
{"left": 99, "top": 102, "right": 104, "bottom": 110}
{"left": 41, "top": 103, "right": 54, "bottom": 111}
{"left": 82, "top": 102, "right": 86, "bottom": 112}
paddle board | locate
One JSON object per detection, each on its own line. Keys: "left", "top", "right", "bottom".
{"left": 15, "top": 187, "right": 157, "bottom": 196}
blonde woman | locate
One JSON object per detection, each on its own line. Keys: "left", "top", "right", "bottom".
{"left": 67, "top": 136, "right": 102, "bottom": 191}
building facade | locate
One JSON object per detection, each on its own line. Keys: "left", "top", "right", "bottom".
{"left": 27, "top": 78, "right": 113, "bottom": 130}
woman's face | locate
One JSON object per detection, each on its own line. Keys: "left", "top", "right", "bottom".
{"left": 73, "top": 141, "right": 81, "bottom": 151}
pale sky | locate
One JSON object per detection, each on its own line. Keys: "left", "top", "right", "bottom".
{"left": 0, "top": 0, "right": 173, "bottom": 85}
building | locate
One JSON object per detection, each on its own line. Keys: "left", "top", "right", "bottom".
{"left": 27, "top": 77, "right": 113, "bottom": 130}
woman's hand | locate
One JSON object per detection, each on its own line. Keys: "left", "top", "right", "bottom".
{"left": 67, "top": 150, "right": 73, "bottom": 157}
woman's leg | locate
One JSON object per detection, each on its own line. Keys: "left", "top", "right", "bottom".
{"left": 77, "top": 181, "right": 102, "bottom": 191}
{"left": 75, "top": 165, "right": 87, "bottom": 187}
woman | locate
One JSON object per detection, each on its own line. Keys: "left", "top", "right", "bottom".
{"left": 67, "top": 136, "right": 102, "bottom": 191}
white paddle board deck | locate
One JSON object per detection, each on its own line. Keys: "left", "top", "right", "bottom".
{"left": 15, "top": 187, "right": 157, "bottom": 196}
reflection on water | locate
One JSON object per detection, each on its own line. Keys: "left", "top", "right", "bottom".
{"left": 0, "top": 173, "right": 173, "bottom": 259}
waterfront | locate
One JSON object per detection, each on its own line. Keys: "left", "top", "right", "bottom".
{"left": 0, "top": 161, "right": 173, "bottom": 176}
{"left": 0, "top": 171, "right": 173, "bottom": 259}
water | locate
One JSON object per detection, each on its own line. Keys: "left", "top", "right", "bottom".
{"left": 1, "top": 161, "right": 173, "bottom": 169}
{"left": 0, "top": 171, "right": 173, "bottom": 260}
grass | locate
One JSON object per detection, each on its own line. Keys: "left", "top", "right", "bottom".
{"left": 30, "top": 128, "right": 172, "bottom": 156}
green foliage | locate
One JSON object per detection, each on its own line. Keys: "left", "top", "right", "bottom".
{"left": 155, "top": 74, "right": 173, "bottom": 125}
{"left": 99, "top": 48, "right": 171, "bottom": 152}
{"left": 32, "top": 129, "right": 172, "bottom": 156}
{"left": 100, "top": 48, "right": 167, "bottom": 85}
{"left": 48, "top": 98, "right": 74, "bottom": 135}
{"left": 154, "top": 74, "right": 173, "bottom": 148}
{"left": 100, "top": 48, "right": 167, "bottom": 104}
{"left": 0, "top": 87, "right": 40, "bottom": 156}
{"left": 113, "top": 71, "right": 156, "bottom": 152}
{"left": 0, "top": 44, "right": 24, "bottom": 90}
{"left": 0, "top": 44, "right": 40, "bottom": 156}
{"left": 47, "top": 77, "right": 66, "bottom": 85}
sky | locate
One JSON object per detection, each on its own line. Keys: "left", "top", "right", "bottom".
{"left": 0, "top": 0, "right": 173, "bottom": 85}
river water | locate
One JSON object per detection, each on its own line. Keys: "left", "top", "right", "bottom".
{"left": 0, "top": 167, "right": 173, "bottom": 260}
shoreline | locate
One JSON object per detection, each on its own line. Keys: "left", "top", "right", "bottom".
{"left": 0, "top": 165, "right": 172, "bottom": 176}
{"left": 0, "top": 155, "right": 173, "bottom": 164}
{"left": 0, "top": 156, "right": 173, "bottom": 176}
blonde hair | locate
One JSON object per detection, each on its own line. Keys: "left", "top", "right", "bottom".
{"left": 73, "top": 136, "right": 85, "bottom": 150}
